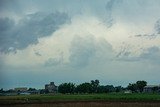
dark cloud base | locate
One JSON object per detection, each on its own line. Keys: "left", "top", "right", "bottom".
{"left": 0, "top": 12, "right": 70, "bottom": 53}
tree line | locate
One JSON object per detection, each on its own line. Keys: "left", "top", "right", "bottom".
{"left": 0, "top": 80, "right": 148, "bottom": 94}
{"left": 58, "top": 80, "right": 147, "bottom": 94}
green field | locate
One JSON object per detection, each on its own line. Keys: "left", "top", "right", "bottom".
{"left": 0, "top": 93, "right": 160, "bottom": 105}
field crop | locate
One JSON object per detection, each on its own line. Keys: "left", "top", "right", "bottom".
{"left": 0, "top": 93, "right": 160, "bottom": 106}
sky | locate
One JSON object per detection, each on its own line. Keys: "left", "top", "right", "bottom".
{"left": 0, "top": 0, "right": 160, "bottom": 89}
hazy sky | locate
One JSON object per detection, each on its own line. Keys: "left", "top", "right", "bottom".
{"left": 1, "top": 0, "right": 160, "bottom": 89}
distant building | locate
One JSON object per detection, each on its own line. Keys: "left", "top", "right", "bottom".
{"left": 143, "top": 85, "right": 160, "bottom": 93}
{"left": 19, "top": 92, "right": 31, "bottom": 95}
{"left": 124, "top": 90, "right": 132, "bottom": 94}
{"left": 14, "top": 87, "right": 27, "bottom": 92}
{"left": 45, "top": 82, "right": 57, "bottom": 93}
{"left": 28, "top": 90, "right": 40, "bottom": 94}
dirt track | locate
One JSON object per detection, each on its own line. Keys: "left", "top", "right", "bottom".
{"left": 1, "top": 101, "right": 160, "bottom": 107}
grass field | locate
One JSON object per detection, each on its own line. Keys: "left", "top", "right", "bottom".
{"left": 0, "top": 93, "right": 160, "bottom": 105}
{"left": 0, "top": 93, "right": 160, "bottom": 107}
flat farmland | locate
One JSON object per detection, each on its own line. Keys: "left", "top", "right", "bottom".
{"left": 0, "top": 93, "right": 160, "bottom": 107}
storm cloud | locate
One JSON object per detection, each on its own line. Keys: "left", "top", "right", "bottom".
{"left": 0, "top": 12, "right": 70, "bottom": 53}
{"left": 140, "top": 46, "right": 160, "bottom": 64}
{"left": 1, "top": 0, "right": 160, "bottom": 89}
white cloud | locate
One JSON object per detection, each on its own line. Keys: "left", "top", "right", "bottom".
{"left": 1, "top": 0, "right": 160, "bottom": 88}
{"left": 1, "top": 13, "right": 160, "bottom": 69}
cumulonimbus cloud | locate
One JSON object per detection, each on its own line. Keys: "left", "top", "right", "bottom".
{"left": 0, "top": 12, "right": 70, "bottom": 53}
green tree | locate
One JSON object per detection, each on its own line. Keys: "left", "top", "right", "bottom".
{"left": 0, "top": 88, "right": 4, "bottom": 93}
{"left": 105, "top": 85, "right": 115, "bottom": 92}
{"left": 152, "top": 86, "right": 159, "bottom": 93}
{"left": 127, "top": 83, "right": 138, "bottom": 92}
{"left": 115, "top": 86, "right": 122, "bottom": 92}
{"left": 91, "top": 79, "right": 99, "bottom": 93}
{"left": 136, "top": 80, "right": 147, "bottom": 93}
{"left": 97, "top": 85, "right": 107, "bottom": 93}
{"left": 58, "top": 83, "right": 75, "bottom": 94}
{"left": 76, "top": 82, "right": 92, "bottom": 93}
{"left": 28, "top": 88, "right": 36, "bottom": 91}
